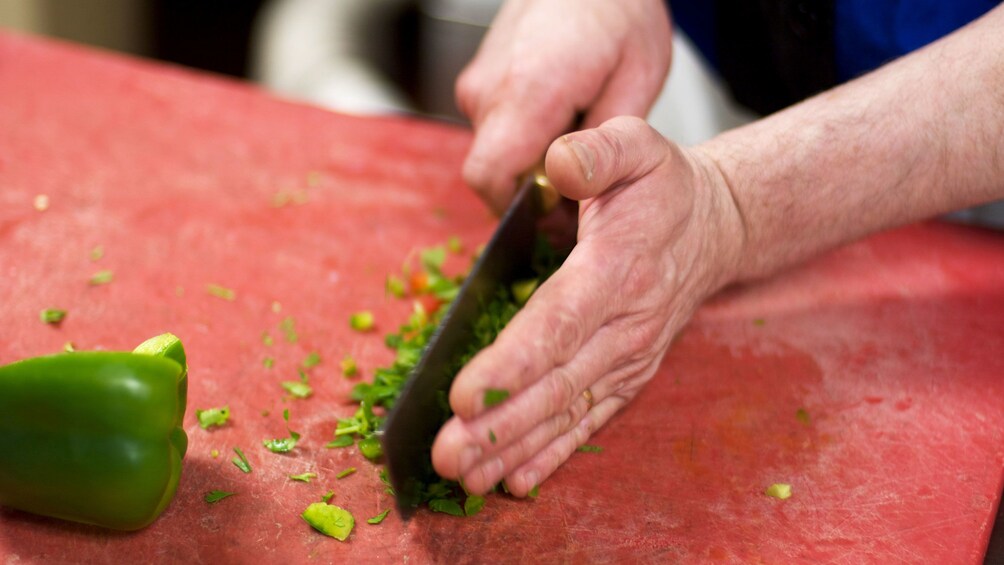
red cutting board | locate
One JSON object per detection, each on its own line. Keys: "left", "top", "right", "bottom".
{"left": 0, "top": 32, "right": 1002, "bottom": 564}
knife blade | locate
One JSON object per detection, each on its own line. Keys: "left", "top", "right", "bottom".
{"left": 379, "top": 172, "right": 575, "bottom": 518}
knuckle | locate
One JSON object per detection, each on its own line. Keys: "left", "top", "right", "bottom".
{"left": 541, "top": 304, "right": 584, "bottom": 363}
{"left": 545, "top": 366, "right": 578, "bottom": 415}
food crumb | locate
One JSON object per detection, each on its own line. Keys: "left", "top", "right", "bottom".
{"left": 765, "top": 483, "right": 792, "bottom": 500}
{"left": 33, "top": 194, "right": 49, "bottom": 211}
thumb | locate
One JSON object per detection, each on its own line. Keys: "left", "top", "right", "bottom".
{"left": 544, "top": 116, "right": 669, "bottom": 201}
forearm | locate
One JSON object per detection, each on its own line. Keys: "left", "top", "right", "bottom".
{"left": 700, "top": 5, "right": 1004, "bottom": 282}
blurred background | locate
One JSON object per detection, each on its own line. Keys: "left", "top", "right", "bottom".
{"left": 1, "top": 0, "right": 1001, "bottom": 227}
{"left": 0, "top": 0, "right": 753, "bottom": 146}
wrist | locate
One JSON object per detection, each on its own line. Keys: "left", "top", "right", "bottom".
{"left": 683, "top": 145, "right": 748, "bottom": 295}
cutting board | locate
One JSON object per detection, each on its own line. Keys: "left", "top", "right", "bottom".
{"left": 0, "top": 32, "right": 1002, "bottom": 564}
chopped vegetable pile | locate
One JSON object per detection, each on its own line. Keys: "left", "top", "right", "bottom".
{"left": 332, "top": 236, "right": 569, "bottom": 516}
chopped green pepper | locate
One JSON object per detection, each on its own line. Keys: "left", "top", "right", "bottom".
{"left": 367, "top": 508, "right": 392, "bottom": 524}
{"left": 195, "top": 406, "right": 230, "bottom": 429}
{"left": 302, "top": 502, "right": 354, "bottom": 541}
{"left": 0, "top": 333, "right": 188, "bottom": 530}
{"left": 39, "top": 308, "right": 66, "bottom": 325}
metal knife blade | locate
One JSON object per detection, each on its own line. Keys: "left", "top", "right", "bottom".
{"left": 379, "top": 173, "right": 575, "bottom": 518}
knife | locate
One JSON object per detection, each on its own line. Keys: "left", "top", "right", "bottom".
{"left": 379, "top": 171, "right": 576, "bottom": 518}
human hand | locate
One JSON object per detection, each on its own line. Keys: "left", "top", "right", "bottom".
{"left": 431, "top": 117, "right": 747, "bottom": 496}
{"left": 457, "top": 0, "right": 672, "bottom": 213}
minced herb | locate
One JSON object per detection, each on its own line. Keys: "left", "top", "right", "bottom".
{"left": 206, "top": 284, "right": 236, "bottom": 301}
{"left": 302, "top": 352, "right": 321, "bottom": 369}
{"left": 204, "top": 490, "right": 236, "bottom": 503}
{"left": 289, "top": 472, "right": 316, "bottom": 483}
{"left": 88, "top": 270, "right": 114, "bottom": 286}
{"left": 279, "top": 316, "right": 298, "bottom": 343}
{"left": 326, "top": 435, "right": 354, "bottom": 449}
{"left": 232, "top": 447, "right": 252, "bottom": 473}
{"left": 367, "top": 509, "right": 392, "bottom": 525}
{"left": 483, "top": 388, "right": 510, "bottom": 408}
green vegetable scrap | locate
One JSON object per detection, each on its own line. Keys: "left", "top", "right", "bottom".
{"left": 0, "top": 333, "right": 188, "bottom": 530}
{"left": 447, "top": 236, "right": 463, "bottom": 254}
{"left": 429, "top": 498, "right": 464, "bottom": 516}
{"left": 89, "top": 245, "right": 104, "bottom": 261}
{"left": 281, "top": 376, "right": 313, "bottom": 399}
{"left": 463, "top": 495, "right": 485, "bottom": 516}
{"left": 765, "top": 483, "right": 792, "bottom": 500}
{"left": 511, "top": 278, "right": 539, "bottom": 305}
{"left": 232, "top": 447, "right": 252, "bottom": 473}
{"left": 39, "top": 308, "right": 66, "bottom": 324}
{"left": 196, "top": 406, "right": 231, "bottom": 429}
{"left": 483, "top": 388, "right": 510, "bottom": 408}
{"left": 263, "top": 432, "right": 300, "bottom": 453}
{"left": 326, "top": 435, "right": 353, "bottom": 449}
{"left": 302, "top": 352, "right": 321, "bottom": 369}
{"left": 279, "top": 316, "right": 298, "bottom": 343}
{"left": 263, "top": 409, "right": 301, "bottom": 453}
{"left": 336, "top": 467, "right": 357, "bottom": 479}
{"left": 88, "top": 269, "right": 114, "bottom": 286}
{"left": 349, "top": 311, "right": 375, "bottom": 332}
{"left": 358, "top": 435, "right": 383, "bottom": 461}
{"left": 796, "top": 408, "right": 811, "bottom": 425}
{"left": 528, "top": 485, "right": 540, "bottom": 499}
{"left": 302, "top": 502, "right": 354, "bottom": 541}
{"left": 576, "top": 445, "right": 604, "bottom": 453}
{"left": 341, "top": 354, "right": 358, "bottom": 377}
{"left": 206, "top": 283, "right": 236, "bottom": 301}
{"left": 386, "top": 275, "right": 406, "bottom": 298}
{"left": 261, "top": 331, "right": 275, "bottom": 347}
{"left": 263, "top": 356, "right": 275, "bottom": 369}
{"left": 321, "top": 491, "right": 335, "bottom": 503}
{"left": 63, "top": 342, "right": 76, "bottom": 352}
{"left": 488, "top": 430, "right": 497, "bottom": 445}
{"left": 204, "top": 490, "right": 235, "bottom": 503}
{"left": 367, "top": 509, "right": 392, "bottom": 524}
{"left": 289, "top": 472, "right": 317, "bottom": 483}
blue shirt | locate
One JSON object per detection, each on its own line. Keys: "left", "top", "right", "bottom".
{"left": 670, "top": 1, "right": 1000, "bottom": 82}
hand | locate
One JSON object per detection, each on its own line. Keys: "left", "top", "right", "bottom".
{"left": 431, "top": 117, "right": 746, "bottom": 496}
{"left": 456, "top": 0, "right": 673, "bottom": 213}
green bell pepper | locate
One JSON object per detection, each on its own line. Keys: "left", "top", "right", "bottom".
{"left": 0, "top": 333, "right": 188, "bottom": 530}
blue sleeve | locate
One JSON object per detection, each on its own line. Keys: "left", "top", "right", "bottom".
{"left": 834, "top": 0, "right": 1000, "bottom": 81}
{"left": 669, "top": 0, "right": 1000, "bottom": 82}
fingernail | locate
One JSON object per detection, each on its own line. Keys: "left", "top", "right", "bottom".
{"left": 459, "top": 444, "right": 482, "bottom": 474}
{"left": 482, "top": 457, "right": 504, "bottom": 481}
{"left": 563, "top": 136, "right": 594, "bottom": 181}
{"left": 524, "top": 470, "right": 539, "bottom": 493}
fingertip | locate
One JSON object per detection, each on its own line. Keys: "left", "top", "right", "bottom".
{"left": 545, "top": 135, "right": 601, "bottom": 201}
{"left": 431, "top": 418, "right": 472, "bottom": 480}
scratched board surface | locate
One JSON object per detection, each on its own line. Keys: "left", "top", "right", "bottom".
{"left": 0, "top": 33, "right": 1002, "bottom": 564}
